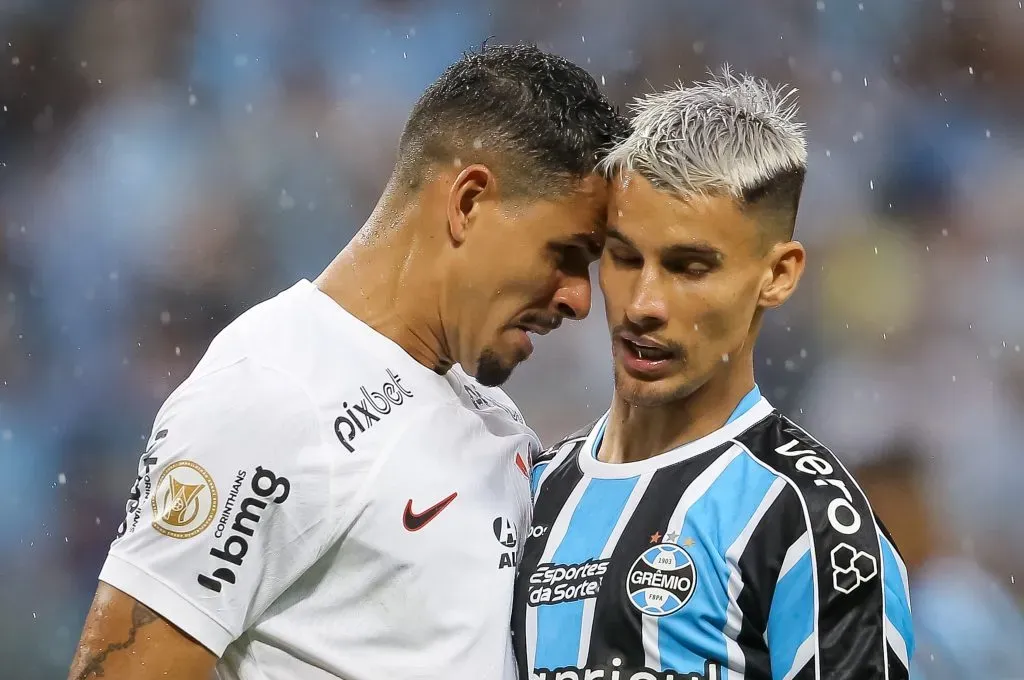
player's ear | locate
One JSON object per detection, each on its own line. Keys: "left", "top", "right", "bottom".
{"left": 447, "top": 164, "right": 494, "bottom": 245}
{"left": 758, "top": 240, "right": 805, "bottom": 309}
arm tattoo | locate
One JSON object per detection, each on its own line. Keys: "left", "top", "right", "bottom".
{"left": 74, "top": 602, "right": 160, "bottom": 679}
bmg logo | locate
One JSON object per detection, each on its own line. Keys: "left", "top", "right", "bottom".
{"left": 830, "top": 543, "right": 877, "bottom": 594}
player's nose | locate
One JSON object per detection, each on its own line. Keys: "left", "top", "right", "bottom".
{"left": 552, "top": 273, "right": 592, "bottom": 320}
{"left": 626, "top": 267, "right": 668, "bottom": 326}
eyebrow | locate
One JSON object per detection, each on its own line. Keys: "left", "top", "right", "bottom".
{"left": 569, "top": 233, "right": 604, "bottom": 257}
{"left": 607, "top": 227, "right": 723, "bottom": 259}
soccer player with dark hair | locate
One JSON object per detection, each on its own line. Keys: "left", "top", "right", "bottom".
{"left": 513, "top": 70, "right": 914, "bottom": 680}
{"left": 69, "top": 44, "right": 627, "bottom": 680}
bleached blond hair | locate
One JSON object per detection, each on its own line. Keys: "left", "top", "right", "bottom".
{"left": 599, "top": 66, "right": 807, "bottom": 201}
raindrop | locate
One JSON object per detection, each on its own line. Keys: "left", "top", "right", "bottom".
{"left": 472, "top": 138, "right": 483, "bottom": 150}
{"left": 279, "top": 190, "right": 295, "bottom": 210}
{"left": 189, "top": 94, "right": 198, "bottom": 106}
{"left": 175, "top": 346, "right": 181, "bottom": 357}
{"left": 852, "top": 131, "right": 864, "bottom": 143}
{"left": 831, "top": 69, "right": 843, "bottom": 84}
{"left": 58, "top": 473, "right": 66, "bottom": 485}
{"left": 160, "top": 311, "right": 171, "bottom": 325}
{"left": 11, "top": 56, "right": 19, "bottom": 66}
{"left": 985, "top": 130, "right": 991, "bottom": 138}
{"left": 816, "top": 0, "right": 825, "bottom": 9}
{"left": 721, "top": 354, "right": 730, "bottom": 363}
{"left": 869, "top": 180, "right": 874, "bottom": 190}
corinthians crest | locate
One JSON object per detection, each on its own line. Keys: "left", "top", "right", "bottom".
{"left": 152, "top": 460, "right": 218, "bottom": 539}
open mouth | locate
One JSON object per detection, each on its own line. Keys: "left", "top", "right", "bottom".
{"left": 621, "top": 337, "right": 675, "bottom": 362}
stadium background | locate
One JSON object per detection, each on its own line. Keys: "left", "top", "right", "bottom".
{"left": 3, "top": 0, "right": 1024, "bottom": 676}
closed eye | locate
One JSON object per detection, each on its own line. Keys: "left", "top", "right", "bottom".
{"left": 552, "top": 244, "right": 596, "bottom": 277}
{"left": 607, "top": 246, "right": 643, "bottom": 268}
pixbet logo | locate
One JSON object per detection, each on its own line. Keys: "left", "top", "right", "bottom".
{"left": 775, "top": 439, "right": 863, "bottom": 535}
{"left": 197, "top": 466, "right": 291, "bottom": 593}
{"left": 334, "top": 369, "right": 413, "bottom": 453}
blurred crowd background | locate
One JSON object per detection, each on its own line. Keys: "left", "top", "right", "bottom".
{"left": 3, "top": 0, "right": 1024, "bottom": 677}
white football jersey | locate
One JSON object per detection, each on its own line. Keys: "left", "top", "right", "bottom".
{"left": 100, "top": 279, "right": 539, "bottom": 680}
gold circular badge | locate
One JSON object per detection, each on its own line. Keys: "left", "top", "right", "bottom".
{"left": 151, "top": 460, "right": 218, "bottom": 539}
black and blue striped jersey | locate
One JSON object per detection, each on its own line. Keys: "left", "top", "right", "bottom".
{"left": 512, "top": 387, "right": 913, "bottom": 680}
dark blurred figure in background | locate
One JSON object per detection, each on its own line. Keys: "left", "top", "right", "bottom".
{"left": 854, "top": 442, "right": 1024, "bottom": 679}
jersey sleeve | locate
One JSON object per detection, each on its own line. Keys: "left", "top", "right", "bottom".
{"left": 750, "top": 435, "right": 914, "bottom": 680}
{"left": 99, "top": 358, "right": 352, "bottom": 657}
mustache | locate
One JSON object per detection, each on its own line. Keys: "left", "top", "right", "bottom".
{"left": 516, "top": 311, "right": 563, "bottom": 331}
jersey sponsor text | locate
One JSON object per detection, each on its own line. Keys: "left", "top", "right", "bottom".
{"left": 197, "top": 465, "right": 291, "bottom": 593}
{"left": 334, "top": 369, "right": 413, "bottom": 453}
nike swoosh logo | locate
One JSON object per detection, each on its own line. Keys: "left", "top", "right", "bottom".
{"left": 403, "top": 492, "right": 458, "bottom": 532}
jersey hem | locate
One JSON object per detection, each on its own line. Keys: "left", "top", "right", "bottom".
{"left": 99, "top": 552, "right": 236, "bottom": 657}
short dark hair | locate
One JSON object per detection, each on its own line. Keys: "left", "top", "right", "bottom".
{"left": 741, "top": 165, "right": 806, "bottom": 242}
{"left": 395, "top": 44, "right": 628, "bottom": 198}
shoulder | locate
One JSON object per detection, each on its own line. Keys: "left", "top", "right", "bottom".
{"left": 734, "top": 412, "right": 872, "bottom": 533}
{"left": 158, "top": 355, "right": 323, "bottom": 455}
{"left": 533, "top": 419, "right": 597, "bottom": 467}
{"left": 734, "top": 412, "right": 887, "bottom": 596}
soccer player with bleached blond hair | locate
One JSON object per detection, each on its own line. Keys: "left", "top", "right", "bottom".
{"left": 513, "top": 69, "right": 914, "bottom": 680}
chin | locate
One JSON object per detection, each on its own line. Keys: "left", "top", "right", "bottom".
{"left": 475, "top": 348, "right": 520, "bottom": 388}
{"left": 613, "top": 367, "right": 694, "bottom": 408}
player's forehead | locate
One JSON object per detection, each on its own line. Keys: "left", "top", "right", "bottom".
{"left": 608, "top": 172, "right": 753, "bottom": 254}
{"left": 519, "top": 173, "right": 610, "bottom": 245}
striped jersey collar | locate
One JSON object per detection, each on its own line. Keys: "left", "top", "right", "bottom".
{"left": 578, "top": 386, "right": 774, "bottom": 479}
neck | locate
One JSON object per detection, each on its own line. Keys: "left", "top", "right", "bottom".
{"left": 314, "top": 189, "right": 452, "bottom": 373}
{"left": 599, "top": 353, "right": 757, "bottom": 465}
